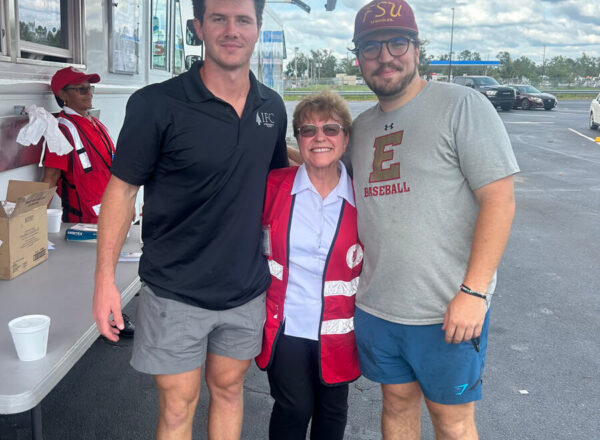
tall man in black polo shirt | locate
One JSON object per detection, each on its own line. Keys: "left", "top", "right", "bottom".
{"left": 92, "top": 0, "right": 288, "bottom": 438}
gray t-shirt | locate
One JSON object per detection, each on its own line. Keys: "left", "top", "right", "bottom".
{"left": 346, "top": 81, "right": 520, "bottom": 325}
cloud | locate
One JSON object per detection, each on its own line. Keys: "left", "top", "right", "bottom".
{"left": 269, "top": 0, "right": 600, "bottom": 65}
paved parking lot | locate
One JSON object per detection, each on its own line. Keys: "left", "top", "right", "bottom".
{"left": 2, "top": 100, "right": 599, "bottom": 439}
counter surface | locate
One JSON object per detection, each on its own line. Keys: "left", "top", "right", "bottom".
{"left": 0, "top": 224, "right": 141, "bottom": 414}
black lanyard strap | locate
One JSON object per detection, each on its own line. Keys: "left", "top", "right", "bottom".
{"left": 62, "top": 114, "right": 112, "bottom": 171}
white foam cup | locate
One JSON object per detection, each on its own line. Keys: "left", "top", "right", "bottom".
{"left": 47, "top": 209, "right": 62, "bottom": 233}
{"left": 8, "top": 315, "right": 51, "bottom": 361}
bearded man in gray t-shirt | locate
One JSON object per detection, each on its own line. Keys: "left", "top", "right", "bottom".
{"left": 345, "top": 1, "right": 520, "bottom": 439}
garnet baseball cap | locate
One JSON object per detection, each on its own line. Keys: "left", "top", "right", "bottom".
{"left": 353, "top": 0, "right": 418, "bottom": 43}
{"left": 50, "top": 67, "right": 100, "bottom": 95}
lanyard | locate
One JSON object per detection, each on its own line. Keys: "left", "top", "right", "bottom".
{"left": 90, "top": 118, "right": 115, "bottom": 160}
{"left": 62, "top": 114, "right": 114, "bottom": 168}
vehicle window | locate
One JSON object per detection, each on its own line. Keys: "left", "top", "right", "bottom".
{"left": 152, "top": 0, "right": 169, "bottom": 70}
{"left": 108, "top": 0, "right": 141, "bottom": 74}
{"left": 0, "top": 1, "right": 5, "bottom": 54}
{"left": 475, "top": 77, "right": 500, "bottom": 86}
{"left": 454, "top": 77, "right": 464, "bottom": 85}
{"left": 19, "top": 0, "right": 67, "bottom": 49}
{"left": 173, "top": 0, "right": 184, "bottom": 74}
{"left": 523, "top": 86, "right": 540, "bottom": 93}
{"left": 16, "top": 0, "right": 82, "bottom": 62}
{"left": 465, "top": 79, "right": 474, "bottom": 87}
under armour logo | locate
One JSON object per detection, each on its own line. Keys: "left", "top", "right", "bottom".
{"left": 384, "top": 123, "right": 394, "bottom": 131}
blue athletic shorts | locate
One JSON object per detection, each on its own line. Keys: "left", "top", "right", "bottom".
{"left": 354, "top": 307, "right": 490, "bottom": 405}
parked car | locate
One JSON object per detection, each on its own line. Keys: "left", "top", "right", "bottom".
{"left": 508, "top": 85, "right": 557, "bottom": 111}
{"left": 590, "top": 92, "right": 600, "bottom": 130}
{"left": 453, "top": 75, "right": 515, "bottom": 111}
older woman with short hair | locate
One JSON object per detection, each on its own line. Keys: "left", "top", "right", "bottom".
{"left": 256, "top": 90, "right": 363, "bottom": 440}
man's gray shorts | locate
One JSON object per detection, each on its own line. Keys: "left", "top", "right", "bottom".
{"left": 131, "top": 283, "right": 266, "bottom": 375}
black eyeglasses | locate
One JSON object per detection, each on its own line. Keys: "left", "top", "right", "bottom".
{"left": 64, "top": 85, "right": 95, "bottom": 95}
{"left": 357, "top": 36, "right": 415, "bottom": 60}
{"left": 297, "top": 123, "right": 344, "bottom": 138}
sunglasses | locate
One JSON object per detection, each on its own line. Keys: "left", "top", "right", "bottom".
{"left": 64, "top": 85, "right": 95, "bottom": 95}
{"left": 297, "top": 123, "right": 344, "bottom": 138}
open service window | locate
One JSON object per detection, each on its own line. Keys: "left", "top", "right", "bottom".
{"left": 15, "top": 0, "right": 83, "bottom": 63}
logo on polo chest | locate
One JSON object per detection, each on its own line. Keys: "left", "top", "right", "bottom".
{"left": 256, "top": 112, "right": 275, "bottom": 128}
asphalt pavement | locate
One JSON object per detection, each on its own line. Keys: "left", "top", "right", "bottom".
{"left": 1, "top": 99, "right": 599, "bottom": 440}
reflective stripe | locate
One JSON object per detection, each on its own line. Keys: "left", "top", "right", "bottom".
{"left": 323, "top": 277, "right": 359, "bottom": 297}
{"left": 268, "top": 259, "right": 283, "bottom": 281}
{"left": 321, "top": 317, "right": 354, "bottom": 335}
{"left": 58, "top": 117, "right": 92, "bottom": 171}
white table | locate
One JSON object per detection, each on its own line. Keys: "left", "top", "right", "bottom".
{"left": 0, "top": 224, "right": 141, "bottom": 439}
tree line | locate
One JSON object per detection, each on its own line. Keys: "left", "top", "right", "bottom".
{"left": 286, "top": 45, "right": 600, "bottom": 86}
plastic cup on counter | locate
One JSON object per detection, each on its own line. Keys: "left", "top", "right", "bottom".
{"left": 8, "top": 315, "right": 51, "bottom": 361}
{"left": 47, "top": 209, "right": 62, "bottom": 233}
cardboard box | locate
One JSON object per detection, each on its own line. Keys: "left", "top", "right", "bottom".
{"left": 0, "top": 181, "right": 55, "bottom": 280}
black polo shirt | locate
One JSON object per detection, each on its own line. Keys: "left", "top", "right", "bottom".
{"left": 111, "top": 61, "right": 288, "bottom": 310}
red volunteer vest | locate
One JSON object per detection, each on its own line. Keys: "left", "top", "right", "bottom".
{"left": 44, "top": 111, "right": 114, "bottom": 223}
{"left": 256, "top": 167, "right": 363, "bottom": 385}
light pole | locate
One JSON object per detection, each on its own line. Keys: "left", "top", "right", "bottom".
{"left": 448, "top": 7, "right": 455, "bottom": 82}
{"left": 294, "top": 47, "right": 298, "bottom": 85}
{"left": 542, "top": 45, "right": 546, "bottom": 80}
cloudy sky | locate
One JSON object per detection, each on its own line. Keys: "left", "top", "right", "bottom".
{"left": 267, "top": 0, "right": 600, "bottom": 65}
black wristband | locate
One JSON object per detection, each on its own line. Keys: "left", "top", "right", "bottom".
{"left": 459, "top": 284, "right": 488, "bottom": 300}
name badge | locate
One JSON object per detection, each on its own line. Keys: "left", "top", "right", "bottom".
{"left": 262, "top": 225, "right": 271, "bottom": 257}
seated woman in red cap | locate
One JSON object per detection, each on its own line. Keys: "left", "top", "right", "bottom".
{"left": 42, "top": 67, "right": 115, "bottom": 224}
{"left": 42, "top": 67, "right": 134, "bottom": 337}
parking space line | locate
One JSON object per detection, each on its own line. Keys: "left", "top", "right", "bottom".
{"left": 503, "top": 112, "right": 556, "bottom": 117}
{"left": 557, "top": 111, "right": 588, "bottom": 114}
{"left": 568, "top": 128, "right": 600, "bottom": 144}
{"left": 504, "top": 121, "right": 555, "bottom": 124}
{"left": 527, "top": 144, "right": 600, "bottom": 165}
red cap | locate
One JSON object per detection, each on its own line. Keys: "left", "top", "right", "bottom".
{"left": 353, "top": 0, "right": 418, "bottom": 43}
{"left": 50, "top": 67, "right": 100, "bottom": 95}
